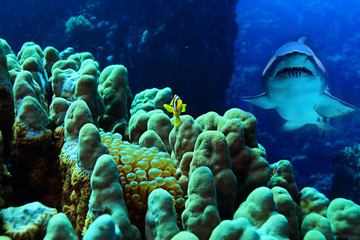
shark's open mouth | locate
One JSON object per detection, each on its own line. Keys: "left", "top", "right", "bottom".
{"left": 276, "top": 67, "right": 313, "bottom": 78}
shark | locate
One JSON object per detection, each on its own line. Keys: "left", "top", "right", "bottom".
{"left": 241, "top": 37, "right": 358, "bottom": 131}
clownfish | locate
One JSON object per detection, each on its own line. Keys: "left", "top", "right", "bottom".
{"left": 163, "top": 94, "right": 187, "bottom": 126}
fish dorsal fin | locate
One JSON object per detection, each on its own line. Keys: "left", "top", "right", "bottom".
{"left": 314, "top": 91, "right": 359, "bottom": 118}
{"left": 297, "top": 37, "right": 307, "bottom": 44}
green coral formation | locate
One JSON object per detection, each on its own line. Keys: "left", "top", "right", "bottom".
{"left": 60, "top": 114, "right": 108, "bottom": 238}
{"left": 145, "top": 189, "right": 180, "bottom": 239}
{"left": 130, "top": 87, "right": 172, "bottom": 115}
{"left": 85, "top": 154, "right": 140, "bottom": 239}
{"left": 44, "top": 213, "right": 78, "bottom": 240}
{"left": 0, "top": 40, "right": 14, "bottom": 161}
{"left": 17, "top": 42, "right": 48, "bottom": 93}
{"left": 98, "top": 65, "right": 133, "bottom": 137}
{"left": 327, "top": 198, "right": 360, "bottom": 239}
{"left": 83, "top": 214, "right": 119, "bottom": 240}
{"left": 272, "top": 186, "right": 302, "bottom": 240}
{"left": 1, "top": 38, "right": 360, "bottom": 240}
{"left": 190, "top": 131, "right": 237, "bottom": 219}
{"left": 10, "top": 46, "right": 60, "bottom": 207}
{"left": 182, "top": 166, "right": 221, "bottom": 239}
{"left": 233, "top": 186, "right": 289, "bottom": 239}
{"left": 50, "top": 51, "right": 104, "bottom": 124}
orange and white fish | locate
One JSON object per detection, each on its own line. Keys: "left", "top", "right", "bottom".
{"left": 163, "top": 94, "right": 187, "bottom": 126}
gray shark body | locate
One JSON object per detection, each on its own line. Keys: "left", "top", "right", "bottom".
{"left": 242, "top": 37, "right": 358, "bottom": 131}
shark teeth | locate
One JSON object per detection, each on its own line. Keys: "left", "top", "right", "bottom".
{"left": 276, "top": 67, "right": 313, "bottom": 78}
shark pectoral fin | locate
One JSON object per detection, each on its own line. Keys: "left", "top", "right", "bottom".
{"left": 240, "top": 93, "right": 276, "bottom": 109}
{"left": 280, "top": 121, "right": 305, "bottom": 131}
{"left": 314, "top": 92, "right": 359, "bottom": 118}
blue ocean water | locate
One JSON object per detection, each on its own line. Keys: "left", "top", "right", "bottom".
{"left": 230, "top": 0, "right": 360, "bottom": 197}
{"left": 1, "top": 0, "right": 359, "bottom": 201}
{"left": 1, "top": 0, "right": 238, "bottom": 115}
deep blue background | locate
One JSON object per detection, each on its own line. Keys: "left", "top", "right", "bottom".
{"left": 229, "top": 0, "right": 360, "bottom": 196}
{"left": 1, "top": 0, "right": 238, "bottom": 116}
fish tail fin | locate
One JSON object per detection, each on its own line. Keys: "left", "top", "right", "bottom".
{"left": 173, "top": 117, "right": 181, "bottom": 126}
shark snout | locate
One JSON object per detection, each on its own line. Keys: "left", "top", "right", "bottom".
{"left": 275, "top": 67, "right": 313, "bottom": 79}
{"left": 242, "top": 38, "right": 358, "bottom": 131}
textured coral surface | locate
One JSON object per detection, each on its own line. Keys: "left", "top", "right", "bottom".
{"left": 1, "top": 38, "right": 360, "bottom": 240}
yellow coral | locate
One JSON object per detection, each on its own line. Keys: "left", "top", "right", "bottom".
{"left": 100, "top": 132, "right": 185, "bottom": 224}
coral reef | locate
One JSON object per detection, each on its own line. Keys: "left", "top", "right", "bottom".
{"left": 83, "top": 214, "right": 120, "bottom": 240}
{"left": 301, "top": 213, "right": 333, "bottom": 240}
{"left": 43, "top": 46, "right": 61, "bottom": 79}
{"left": 267, "top": 160, "right": 299, "bottom": 202}
{"left": 0, "top": 202, "right": 57, "bottom": 240}
{"left": 128, "top": 88, "right": 173, "bottom": 147}
{"left": 272, "top": 186, "right": 302, "bottom": 240}
{"left": 11, "top": 51, "right": 60, "bottom": 206}
{"left": 327, "top": 198, "right": 360, "bottom": 239}
{"left": 233, "top": 187, "right": 289, "bottom": 239}
{"left": 2, "top": 38, "right": 360, "bottom": 240}
{"left": 98, "top": 65, "right": 133, "bottom": 137}
{"left": 12, "top": 95, "right": 59, "bottom": 206}
{"left": 60, "top": 119, "right": 108, "bottom": 237}
{"left": 44, "top": 213, "right": 78, "bottom": 240}
{"left": 130, "top": 87, "right": 172, "bottom": 116}
{"left": 99, "top": 132, "right": 185, "bottom": 228}
{"left": 190, "top": 131, "right": 237, "bottom": 219}
{"left": 299, "top": 187, "right": 330, "bottom": 217}
{"left": 196, "top": 110, "right": 272, "bottom": 204}
{"left": 50, "top": 51, "right": 104, "bottom": 123}
{"left": 0, "top": 40, "right": 14, "bottom": 160}
{"left": 145, "top": 189, "right": 180, "bottom": 240}
{"left": 182, "top": 166, "right": 221, "bottom": 240}
{"left": 17, "top": 42, "right": 48, "bottom": 93}
{"left": 209, "top": 217, "right": 261, "bottom": 240}
{"left": 170, "top": 109, "right": 272, "bottom": 209}
{"left": 84, "top": 154, "right": 140, "bottom": 239}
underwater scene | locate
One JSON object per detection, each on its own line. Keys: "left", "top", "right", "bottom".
{"left": 0, "top": 0, "right": 360, "bottom": 239}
